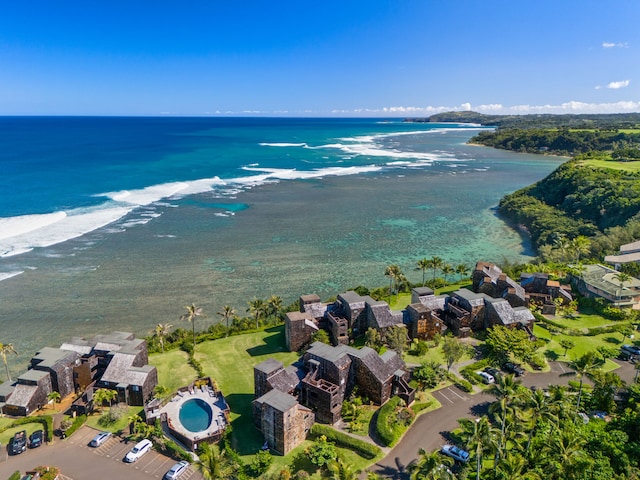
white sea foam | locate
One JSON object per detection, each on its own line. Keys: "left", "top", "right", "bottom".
{"left": 259, "top": 142, "right": 308, "bottom": 147}
{"left": 0, "top": 206, "right": 132, "bottom": 258}
{"left": 0, "top": 126, "right": 486, "bottom": 260}
{"left": 0, "top": 271, "right": 24, "bottom": 282}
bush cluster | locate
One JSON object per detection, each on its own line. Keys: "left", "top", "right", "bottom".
{"left": 64, "top": 414, "right": 87, "bottom": 437}
{"left": 375, "top": 396, "right": 414, "bottom": 447}
{"left": 310, "top": 424, "right": 381, "bottom": 459}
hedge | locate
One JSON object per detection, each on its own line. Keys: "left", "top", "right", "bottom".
{"left": 7, "top": 472, "right": 21, "bottom": 480}
{"left": 309, "top": 424, "right": 381, "bottom": 459}
{"left": 11, "top": 415, "right": 54, "bottom": 443}
{"left": 65, "top": 414, "right": 87, "bottom": 437}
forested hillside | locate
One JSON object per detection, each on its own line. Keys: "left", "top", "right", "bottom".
{"left": 406, "top": 111, "right": 640, "bottom": 129}
{"left": 471, "top": 128, "right": 640, "bottom": 156}
{"left": 499, "top": 158, "right": 640, "bottom": 248}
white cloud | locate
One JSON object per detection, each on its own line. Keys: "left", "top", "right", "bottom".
{"left": 331, "top": 101, "right": 640, "bottom": 116}
{"left": 607, "top": 80, "right": 630, "bottom": 89}
{"left": 602, "top": 42, "right": 628, "bottom": 48}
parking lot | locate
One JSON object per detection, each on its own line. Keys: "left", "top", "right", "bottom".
{"left": 0, "top": 426, "right": 204, "bottom": 480}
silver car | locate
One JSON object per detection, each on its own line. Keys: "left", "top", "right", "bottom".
{"left": 164, "top": 460, "right": 190, "bottom": 480}
{"left": 89, "top": 431, "right": 111, "bottom": 447}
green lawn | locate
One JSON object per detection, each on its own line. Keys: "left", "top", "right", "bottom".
{"left": 549, "top": 312, "right": 621, "bottom": 330}
{"left": 579, "top": 158, "right": 640, "bottom": 172}
{"left": 193, "top": 327, "right": 299, "bottom": 455}
{"left": 149, "top": 348, "right": 197, "bottom": 395}
{"left": 534, "top": 324, "right": 621, "bottom": 372}
{"left": 84, "top": 405, "right": 144, "bottom": 434}
{"left": 0, "top": 420, "right": 46, "bottom": 447}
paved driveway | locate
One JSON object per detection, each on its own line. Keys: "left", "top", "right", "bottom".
{"left": 0, "top": 426, "right": 203, "bottom": 480}
{"left": 372, "top": 359, "right": 638, "bottom": 479}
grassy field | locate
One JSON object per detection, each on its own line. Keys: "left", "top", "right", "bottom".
{"left": 149, "top": 348, "right": 196, "bottom": 395}
{"left": 0, "top": 418, "right": 46, "bottom": 447}
{"left": 150, "top": 327, "right": 300, "bottom": 457}
{"left": 580, "top": 158, "right": 640, "bottom": 172}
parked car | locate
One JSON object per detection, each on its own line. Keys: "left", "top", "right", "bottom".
{"left": 89, "top": 431, "right": 112, "bottom": 447}
{"left": 441, "top": 444, "right": 470, "bottom": 463}
{"left": 621, "top": 344, "right": 640, "bottom": 356}
{"left": 503, "top": 362, "right": 525, "bottom": 376}
{"left": 484, "top": 367, "right": 501, "bottom": 379}
{"left": 477, "top": 371, "right": 495, "bottom": 384}
{"left": 10, "top": 430, "right": 27, "bottom": 455}
{"left": 124, "top": 439, "right": 152, "bottom": 463}
{"left": 164, "top": 460, "right": 190, "bottom": 480}
{"left": 29, "top": 430, "right": 44, "bottom": 448}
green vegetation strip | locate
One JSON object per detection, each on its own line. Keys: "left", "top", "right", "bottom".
{"left": 309, "top": 424, "right": 381, "bottom": 459}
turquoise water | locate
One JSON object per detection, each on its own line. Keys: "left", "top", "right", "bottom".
{"left": 0, "top": 118, "right": 564, "bottom": 373}
{"left": 179, "top": 398, "right": 213, "bottom": 433}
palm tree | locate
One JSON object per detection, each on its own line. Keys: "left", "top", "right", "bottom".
{"left": 459, "top": 416, "right": 495, "bottom": 480}
{"left": 568, "top": 235, "right": 590, "bottom": 262}
{"left": 569, "top": 351, "right": 604, "bottom": 411}
{"left": 441, "top": 264, "right": 455, "bottom": 285}
{"left": 247, "top": 297, "right": 266, "bottom": 330}
{"left": 384, "top": 264, "right": 403, "bottom": 300}
{"left": 47, "top": 391, "right": 61, "bottom": 407}
{"left": 613, "top": 271, "right": 632, "bottom": 305}
{"left": 180, "top": 304, "right": 205, "bottom": 349}
{"left": 522, "top": 387, "right": 558, "bottom": 454}
{"left": 429, "top": 256, "right": 444, "bottom": 284}
{"left": 494, "top": 452, "right": 540, "bottom": 480}
{"left": 456, "top": 263, "right": 469, "bottom": 282}
{"left": 410, "top": 448, "right": 455, "bottom": 480}
{"left": 0, "top": 342, "right": 18, "bottom": 382}
{"left": 196, "top": 442, "right": 235, "bottom": 480}
{"left": 488, "top": 374, "right": 522, "bottom": 462}
{"left": 328, "top": 458, "right": 360, "bottom": 480}
{"left": 217, "top": 305, "right": 236, "bottom": 337}
{"left": 552, "top": 430, "right": 586, "bottom": 478}
{"left": 416, "top": 258, "right": 430, "bottom": 286}
{"left": 93, "top": 388, "right": 118, "bottom": 413}
{"left": 152, "top": 323, "right": 173, "bottom": 353}
{"left": 267, "top": 295, "right": 283, "bottom": 319}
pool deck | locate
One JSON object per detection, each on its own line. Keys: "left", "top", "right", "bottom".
{"left": 161, "top": 385, "right": 229, "bottom": 445}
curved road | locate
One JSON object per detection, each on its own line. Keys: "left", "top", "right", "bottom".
{"left": 372, "top": 359, "right": 638, "bottom": 479}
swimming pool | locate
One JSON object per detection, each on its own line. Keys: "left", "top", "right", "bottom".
{"left": 178, "top": 398, "right": 213, "bottom": 433}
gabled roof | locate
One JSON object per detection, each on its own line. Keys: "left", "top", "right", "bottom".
{"left": 348, "top": 346, "right": 405, "bottom": 384}
{"left": 101, "top": 352, "right": 155, "bottom": 386}
{"left": 5, "top": 384, "right": 38, "bottom": 408}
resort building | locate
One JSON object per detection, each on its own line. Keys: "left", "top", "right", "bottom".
{"left": 572, "top": 264, "right": 640, "bottom": 309}
{"left": 252, "top": 342, "right": 414, "bottom": 453}
{"left": 604, "top": 240, "right": 640, "bottom": 267}
{"left": 1, "top": 332, "right": 157, "bottom": 417}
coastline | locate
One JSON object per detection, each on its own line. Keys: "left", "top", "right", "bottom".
{"left": 0, "top": 123, "right": 564, "bottom": 372}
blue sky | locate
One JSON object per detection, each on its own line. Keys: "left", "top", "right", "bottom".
{"left": 1, "top": 0, "right": 639, "bottom": 116}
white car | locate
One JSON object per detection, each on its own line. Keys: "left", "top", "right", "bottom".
{"left": 164, "top": 460, "right": 190, "bottom": 480}
{"left": 89, "top": 431, "right": 111, "bottom": 447}
{"left": 477, "top": 371, "right": 495, "bottom": 384}
{"left": 124, "top": 439, "right": 152, "bottom": 463}
{"left": 441, "top": 444, "right": 470, "bottom": 463}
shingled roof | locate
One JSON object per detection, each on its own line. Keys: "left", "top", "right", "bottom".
{"left": 100, "top": 352, "right": 155, "bottom": 386}
{"left": 349, "top": 346, "right": 405, "bottom": 383}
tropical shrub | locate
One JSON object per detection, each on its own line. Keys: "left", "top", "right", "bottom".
{"left": 310, "top": 424, "right": 381, "bottom": 459}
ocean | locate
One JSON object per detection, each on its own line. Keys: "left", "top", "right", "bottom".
{"left": 0, "top": 117, "right": 564, "bottom": 373}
